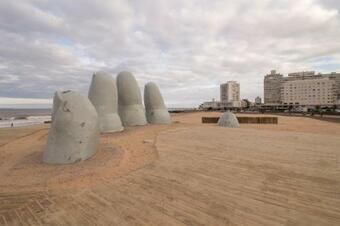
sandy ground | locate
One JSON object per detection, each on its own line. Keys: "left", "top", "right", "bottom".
{"left": 0, "top": 124, "right": 50, "bottom": 146}
{"left": 0, "top": 112, "right": 340, "bottom": 225}
{"left": 0, "top": 123, "right": 173, "bottom": 191}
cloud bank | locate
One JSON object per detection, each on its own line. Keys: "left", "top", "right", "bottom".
{"left": 0, "top": 0, "right": 339, "bottom": 107}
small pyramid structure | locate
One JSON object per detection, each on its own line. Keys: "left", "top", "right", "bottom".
{"left": 217, "top": 111, "right": 239, "bottom": 128}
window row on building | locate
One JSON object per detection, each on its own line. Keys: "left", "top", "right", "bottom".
{"left": 264, "top": 70, "right": 340, "bottom": 106}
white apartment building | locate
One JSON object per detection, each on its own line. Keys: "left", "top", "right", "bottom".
{"left": 282, "top": 78, "right": 336, "bottom": 106}
{"left": 220, "top": 81, "right": 240, "bottom": 102}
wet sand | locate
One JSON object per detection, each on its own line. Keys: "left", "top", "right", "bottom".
{"left": 0, "top": 112, "right": 339, "bottom": 225}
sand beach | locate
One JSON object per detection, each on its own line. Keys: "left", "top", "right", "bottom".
{"left": 0, "top": 112, "right": 340, "bottom": 225}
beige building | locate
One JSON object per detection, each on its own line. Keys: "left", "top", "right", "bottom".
{"left": 264, "top": 70, "right": 340, "bottom": 106}
{"left": 220, "top": 81, "right": 240, "bottom": 102}
{"left": 282, "top": 78, "right": 336, "bottom": 106}
{"left": 322, "top": 72, "right": 340, "bottom": 101}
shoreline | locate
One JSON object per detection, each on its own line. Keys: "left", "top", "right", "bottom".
{"left": 0, "top": 108, "right": 52, "bottom": 128}
{"left": 0, "top": 115, "right": 51, "bottom": 128}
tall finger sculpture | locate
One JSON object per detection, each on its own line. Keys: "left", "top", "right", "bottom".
{"left": 43, "top": 90, "right": 100, "bottom": 164}
{"left": 117, "top": 71, "right": 147, "bottom": 126}
{"left": 144, "top": 82, "right": 171, "bottom": 124}
{"left": 88, "top": 71, "right": 123, "bottom": 133}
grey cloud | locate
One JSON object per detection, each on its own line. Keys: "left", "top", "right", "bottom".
{"left": 0, "top": 0, "right": 340, "bottom": 107}
{"left": 317, "top": 0, "right": 340, "bottom": 10}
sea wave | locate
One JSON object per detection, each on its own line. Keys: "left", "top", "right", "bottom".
{"left": 0, "top": 115, "right": 51, "bottom": 128}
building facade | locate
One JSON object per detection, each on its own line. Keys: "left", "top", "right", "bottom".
{"left": 264, "top": 70, "right": 340, "bottom": 107}
{"left": 199, "top": 100, "right": 240, "bottom": 110}
{"left": 322, "top": 72, "right": 340, "bottom": 101}
{"left": 199, "top": 100, "right": 220, "bottom": 110}
{"left": 264, "top": 70, "right": 283, "bottom": 104}
{"left": 220, "top": 81, "right": 240, "bottom": 102}
{"left": 199, "top": 81, "right": 242, "bottom": 110}
{"left": 282, "top": 78, "right": 336, "bottom": 106}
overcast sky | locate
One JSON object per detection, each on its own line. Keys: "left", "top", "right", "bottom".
{"left": 0, "top": 0, "right": 339, "bottom": 108}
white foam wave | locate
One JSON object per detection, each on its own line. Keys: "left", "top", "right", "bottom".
{"left": 0, "top": 116, "right": 51, "bottom": 128}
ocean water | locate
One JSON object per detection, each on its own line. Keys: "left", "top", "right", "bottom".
{"left": 0, "top": 108, "right": 196, "bottom": 128}
{"left": 0, "top": 108, "right": 51, "bottom": 128}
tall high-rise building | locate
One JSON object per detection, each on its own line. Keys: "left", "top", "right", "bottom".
{"left": 322, "top": 72, "right": 340, "bottom": 101}
{"left": 220, "top": 81, "right": 240, "bottom": 102}
{"left": 264, "top": 70, "right": 283, "bottom": 104}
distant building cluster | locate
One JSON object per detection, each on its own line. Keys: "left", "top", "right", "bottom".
{"left": 199, "top": 69, "right": 340, "bottom": 111}
{"left": 200, "top": 81, "right": 250, "bottom": 110}
{"left": 264, "top": 70, "right": 340, "bottom": 108}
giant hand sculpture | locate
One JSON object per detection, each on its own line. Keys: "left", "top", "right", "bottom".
{"left": 43, "top": 90, "right": 100, "bottom": 164}
{"left": 117, "top": 71, "right": 147, "bottom": 126}
{"left": 144, "top": 82, "right": 171, "bottom": 124}
{"left": 88, "top": 71, "right": 123, "bottom": 133}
